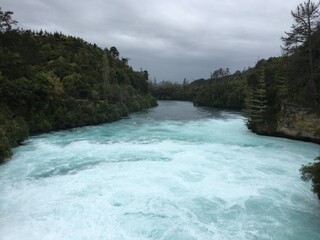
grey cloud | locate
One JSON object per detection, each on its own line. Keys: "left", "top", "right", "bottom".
{"left": 2, "top": 0, "right": 303, "bottom": 82}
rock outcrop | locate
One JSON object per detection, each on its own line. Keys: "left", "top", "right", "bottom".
{"left": 275, "top": 103, "right": 320, "bottom": 143}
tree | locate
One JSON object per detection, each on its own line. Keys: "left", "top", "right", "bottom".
{"left": 276, "top": 74, "right": 289, "bottom": 99}
{"left": 109, "top": 46, "right": 119, "bottom": 59}
{"left": 121, "top": 57, "right": 129, "bottom": 65}
{"left": 301, "top": 156, "right": 320, "bottom": 199}
{"left": 0, "top": 24, "right": 157, "bottom": 162}
{"left": 210, "top": 67, "right": 230, "bottom": 79}
{"left": 0, "top": 8, "right": 18, "bottom": 32}
{"left": 281, "top": 0, "right": 320, "bottom": 104}
{"left": 245, "top": 70, "right": 268, "bottom": 127}
{"left": 183, "top": 77, "right": 188, "bottom": 86}
{"left": 143, "top": 70, "right": 149, "bottom": 81}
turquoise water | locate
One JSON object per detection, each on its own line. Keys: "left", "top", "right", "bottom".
{"left": 0, "top": 101, "right": 319, "bottom": 240}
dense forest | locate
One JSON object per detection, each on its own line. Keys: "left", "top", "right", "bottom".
{"left": 0, "top": 9, "right": 156, "bottom": 162}
{"left": 150, "top": 1, "right": 320, "bottom": 199}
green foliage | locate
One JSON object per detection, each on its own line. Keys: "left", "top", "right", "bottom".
{"left": 0, "top": 129, "right": 11, "bottom": 161}
{"left": 0, "top": 104, "right": 29, "bottom": 163}
{"left": 245, "top": 70, "right": 268, "bottom": 128}
{"left": 149, "top": 73, "right": 245, "bottom": 109}
{"left": 301, "top": 156, "right": 320, "bottom": 199}
{"left": 149, "top": 28, "right": 320, "bottom": 119}
{"left": 0, "top": 26, "right": 156, "bottom": 162}
{"left": 282, "top": 0, "right": 320, "bottom": 105}
{"left": 192, "top": 73, "right": 245, "bottom": 109}
{"left": 281, "top": 0, "right": 320, "bottom": 54}
{"left": 276, "top": 74, "right": 289, "bottom": 99}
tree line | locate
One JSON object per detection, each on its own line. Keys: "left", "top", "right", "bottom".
{"left": 0, "top": 9, "right": 156, "bottom": 162}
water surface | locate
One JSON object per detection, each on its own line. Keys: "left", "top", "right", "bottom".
{"left": 0, "top": 101, "right": 319, "bottom": 240}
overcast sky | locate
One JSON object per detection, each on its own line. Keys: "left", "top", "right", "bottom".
{"left": 2, "top": 0, "right": 302, "bottom": 82}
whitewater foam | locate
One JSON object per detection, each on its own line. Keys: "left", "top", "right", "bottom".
{"left": 0, "top": 101, "right": 319, "bottom": 240}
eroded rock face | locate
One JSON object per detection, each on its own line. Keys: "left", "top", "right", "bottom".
{"left": 276, "top": 103, "right": 320, "bottom": 143}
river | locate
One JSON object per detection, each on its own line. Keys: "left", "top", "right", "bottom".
{"left": 0, "top": 101, "right": 319, "bottom": 239}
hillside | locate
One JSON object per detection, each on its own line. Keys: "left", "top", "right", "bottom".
{"left": 0, "top": 30, "right": 157, "bottom": 162}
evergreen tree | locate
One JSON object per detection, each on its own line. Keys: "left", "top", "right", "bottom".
{"left": 246, "top": 70, "right": 268, "bottom": 127}
{"left": 281, "top": 0, "right": 320, "bottom": 105}
{"left": 0, "top": 7, "right": 18, "bottom": 32}
{"left": 276, "top": 74, "right": 289, "bottom": 99}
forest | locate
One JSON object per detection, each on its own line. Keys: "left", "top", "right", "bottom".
{"left": 0, "top": 9, "right": 156, "bottom": 162}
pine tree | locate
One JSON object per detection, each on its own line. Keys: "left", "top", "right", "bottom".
{"left": 281, "top": 0, "right": 320, "bottom": 105}
{"left": 276, "top": 75, "right": 289, "bottom": 99}
{"left": 0, "top": 7, "right": 18, "bottom": 32}
{"left": 246, "top": 70, "right": 268, "bottom": 127}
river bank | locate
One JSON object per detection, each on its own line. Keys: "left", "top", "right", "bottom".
{"left": 251, "top": 102, "right": 320, "bottom": 145}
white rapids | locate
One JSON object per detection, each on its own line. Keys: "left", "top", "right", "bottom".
{"left": 0, "top": 101, "right": 319, "bottom": 240}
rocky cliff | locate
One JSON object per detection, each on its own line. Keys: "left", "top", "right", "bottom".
{"left": 252, "top": 103, "right": 320, "bottom": 144}
{"left": 275, "top": 103, "right": 320, "bottom": 143}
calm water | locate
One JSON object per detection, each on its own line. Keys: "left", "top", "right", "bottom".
{"left": 0, "top": 101, "right": 319, "bottom": 240}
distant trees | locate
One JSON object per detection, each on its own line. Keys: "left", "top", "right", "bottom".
{"left": 192, "top": 71, "right": 246, "bottom": 109}
{"left": 281, "top": 0, "right": 320, "bottom": 104}
{"left": 210, "top": 67, "right": 230, "bottom": 79}
{"left": 0, "top": 7, "right": 18, "bottom": 32}
{"left": 183, "top": 78, "right": 188, "bottom": 86}
{"left": 149, "top": 80, "right": 194, "bottom": 101}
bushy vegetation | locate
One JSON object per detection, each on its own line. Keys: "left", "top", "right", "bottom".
{"left": 301, "top": 156, "right": 320, "bottom": 199}
{"left": 0, "top": 12, "right": 156, "bottom": 162}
